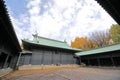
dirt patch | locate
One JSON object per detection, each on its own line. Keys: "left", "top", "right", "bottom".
{"left": 2, "top": 65, "right": 79, "bottom": 80}
{"left": 2, "top": 69, "right": 54, "bottom": 80}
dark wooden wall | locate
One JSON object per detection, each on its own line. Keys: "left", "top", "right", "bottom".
{"left": 19, "top": 49, "right": 76, "bottom": 66}
{"left": 79, "top": 50, "right": 120, "bottom": 66}
{"left": 0, "top": 13, "right": 19, "bottom": 69}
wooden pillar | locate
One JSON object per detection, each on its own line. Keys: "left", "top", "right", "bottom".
{"left": 97, "top": 58, "right": 101, "bottom": 66}
{"left": 88, "top": 59, "right": 90, "bottom": 66}
{"left": 87, "top": 56, "right": 90, "bottom": 66}
{"left": 58, "top": 50, "right": 60, "bottom": 64}
{"left": 16, "top": 52, "right": 22, "bottom": 66}
{"left": 29, "top": 54, "right": 32, "bottom": 64}
{"left": 60, "top": 50, "right": 62, "bottom": 64}
{"left": 111, "top": 57, "right": 115, "bottom": 66}
{"left": 3, "top": 54, "right": 9, "bottom": 68}
{"left": 51, "top": 51, "right": 53, "bottom": 64}
{"left": 79, "top": 57, "right": 81, "bottom": 65}
{"left": 42, "top": 50, "right": 44, "bottom": 64}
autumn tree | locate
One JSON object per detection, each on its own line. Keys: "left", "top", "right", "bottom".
{"left": 82, "top": 39, "right": 99, "bottom": 50}
{"left": 71, "top": 30, "right": 112, "bottom": 50}
{"left": 71, "top": 37, "right": 88, "bottom": 49}
{"left": 71, "top": 37, "right": 98, "bottom": 50}
{"left": 110, "top": 24, "right": 120, "bottom": 43}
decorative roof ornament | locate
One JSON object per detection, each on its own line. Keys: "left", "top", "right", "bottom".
{"left": 33, "top": 30, "right": 39, "bottom": 43}
{"left": 64, "top": 39, "right": 67, "bottom": 43}
{"left": 35, "top": 30, "right": 38, "bottom": 36}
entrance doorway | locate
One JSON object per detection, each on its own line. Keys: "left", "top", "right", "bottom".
{"left": 0, "top": 52, "right": 7, "bottom": 68}
{"left": 7, "top": 56, "right": 12, "bottom": 67}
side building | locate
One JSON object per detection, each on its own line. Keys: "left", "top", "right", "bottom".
{"left": 75, "top": 43, "right": 120, "bottom": 67}
{"left": 19, "top": 34, "right": 81, "bottom": 66}
{"left": 0, "top": 0, "right": 21, "bottom": 69}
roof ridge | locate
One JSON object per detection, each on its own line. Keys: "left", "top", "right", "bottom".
{"left": 22, "top": 40, "right": 81, "bottom": 51}
{"left": 33, "top": 34, "right": 67, "bottom": 43}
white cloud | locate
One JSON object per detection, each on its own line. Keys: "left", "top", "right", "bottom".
{"left": 54, "top": 0, "right": 77, "bottom": 8}
{"left": 63, "top": 8, "right": 75, "bottom": 20}
{"left": 26, "top": 0, "right": 41, "bottom": 8}
{"left": 8, "top": 0, "right": 116, "bottom": 44}
{"left": 10, "top": 16, "right": 31, "bottom": 43}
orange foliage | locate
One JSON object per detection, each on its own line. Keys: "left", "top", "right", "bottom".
{"left": 83, "top": 39, "right": 99, "bottom": 50}
{"left": 71, "top": 37, "right": 98, "bottom": 50}
{"left": 71, "top": 37, "right": 87, "bottom": 49}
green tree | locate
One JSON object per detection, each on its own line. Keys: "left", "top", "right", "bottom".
{"left": 110, "top": 24, "right": 120, "bottom": 43}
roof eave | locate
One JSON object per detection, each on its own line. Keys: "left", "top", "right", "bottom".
{"left": 95, "top": 0, "right": 120, "bottom": 24}
{"left": 22, "top": 40, "right": 81, "bottom": 52}
{"left": 0, "top": 0, "right": 21, "bottom": 52}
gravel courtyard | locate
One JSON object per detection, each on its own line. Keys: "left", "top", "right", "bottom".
{"left": 4, "top": 67, "right": 120, "bottom": 80}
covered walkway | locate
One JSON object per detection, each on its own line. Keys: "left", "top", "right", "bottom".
{"left": 75, "top": 43, "right": 120, "bottom": 67}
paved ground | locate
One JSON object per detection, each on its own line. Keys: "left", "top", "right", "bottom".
{"left": 5, "top": 67, "right": 120, "bottom": 80}
{"left": 0, "top": 68, "right": 12, "bottom": 78}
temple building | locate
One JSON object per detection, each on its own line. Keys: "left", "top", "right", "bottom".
{"left": 18, "top": 34, "right": 81, "bottom": 66}
{"left": 1, "top": 0, "right": 120, "bottom": 69}
{"left": 0, "top": 0, "right": 21, "bottom": 69}
{"left": 75, "top": 43, "right": 120, "bottom": 66}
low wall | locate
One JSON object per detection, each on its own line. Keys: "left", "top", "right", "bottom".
{"left": 18, "top": 64, "right": 80, "bottom": 70}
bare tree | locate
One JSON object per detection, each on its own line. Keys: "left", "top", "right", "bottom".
{"left": 88, "top": 30, "right": 111, "bottom": 47}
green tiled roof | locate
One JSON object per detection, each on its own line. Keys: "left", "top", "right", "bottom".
{"left": 75, "top": 43, "right": 120, "bottom": 57}
{"left": 23, "top": 35, "right": 82, "bottom": 51}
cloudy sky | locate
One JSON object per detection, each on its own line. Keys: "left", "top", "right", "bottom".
{"left": 5, "top": 0, "right": 116, "bottom": 44}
